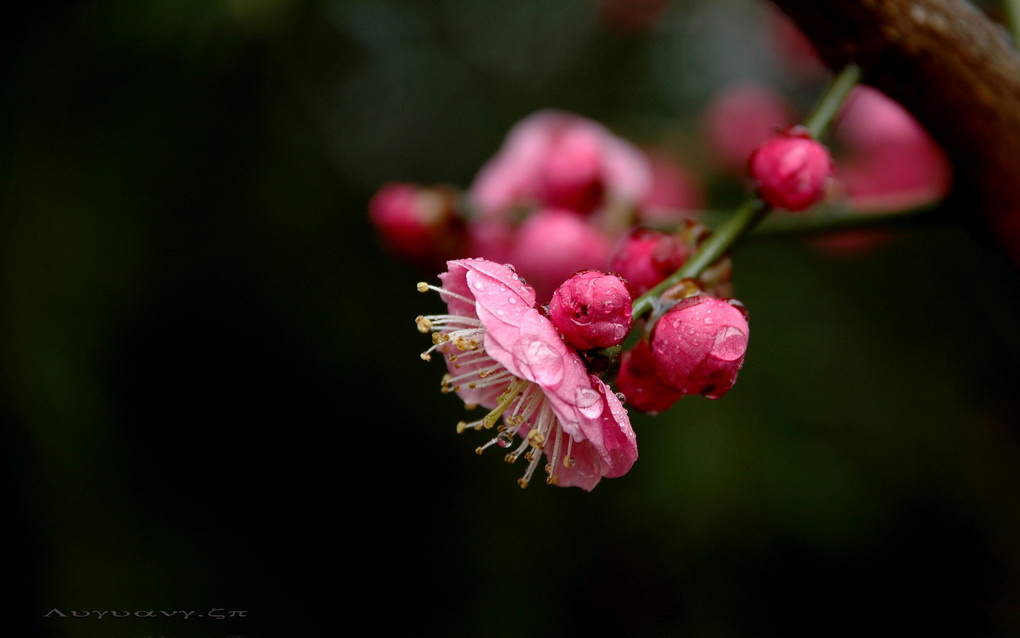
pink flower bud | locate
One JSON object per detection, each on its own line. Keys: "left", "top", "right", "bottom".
{"left": 749, "top": 126, "right": 834, "bottom": 211}
{"left": 549, "top": 270, "right": 633, "bottom": 350}
{"left": 615, "top": 339, "right": 685, "bottom": 414}
{"left": 649, "top": 295, "right": 749, "bottom": 399}
{"left": 368, "top": 182, "right": 462, "bottom": 264}
{"left": 609, "top": 227, "right": 689, "bottom": 297}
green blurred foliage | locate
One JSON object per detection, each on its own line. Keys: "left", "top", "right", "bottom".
{"left": 4, "top": 0, "right": 1020, "bottom": 636}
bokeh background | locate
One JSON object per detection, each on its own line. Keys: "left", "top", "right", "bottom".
{"left": 6, "top": 0, "right": 1020, "bottom": 636}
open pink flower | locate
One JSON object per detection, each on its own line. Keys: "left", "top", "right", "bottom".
{"left": 417, "top": 258, "right": 638, "bottom": 490}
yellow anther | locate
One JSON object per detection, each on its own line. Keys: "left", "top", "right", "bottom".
{"left": 415, "top": 316, "right": 432, "bottom": 333}
{"left": 475, "top": 447, "right": 484, "bottom": 455}
{"left": 417, "top": 282, "right": 429, "bottom": 292}
{"left": 517, "top": 478, "right": 529, "bottom": 489}
{"left": 527, "top": 430, "right": 546, "bottom": 448}
{"left": 456, "top": 422, "right": 468, "bottom": 434}
{"left": 504, "top": 454, "right": 517, "bottom": 464}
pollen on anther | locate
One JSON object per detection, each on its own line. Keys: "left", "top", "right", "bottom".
{"left": 517, "top": 478, "right": 529, "bottom": 488}
{"left": 475, "top": 446, "right": 485, "bottom": 455}
{"left": 417, "top": 282, "right": 430, "bottom": 293}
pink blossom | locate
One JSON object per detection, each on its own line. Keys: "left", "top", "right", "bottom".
{"left": 615, "top": 338, "right": 685, "bottom": 414}
{"left": 749, "top": 126, "right": 834, "bottom": 211}
{"left": 704, "top": 83, "right": 796, "bottom": 173}
{"left": 649, "top": 295, "right": 749, "bottom": 399}
{"left": 507, "top": 208, "right": 615, "bottom": 301}
{"left": 548, "top": 270, "right": 633, "bottom": 350}
{"left": 417, "top": 258, "right": 638, "bottom": 490}
{"left": 469, "top": 110, "right": 652, "bottom": 218}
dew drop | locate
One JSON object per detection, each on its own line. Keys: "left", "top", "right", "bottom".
{"left": 473, "top": 280, "right": 485, "bottom": 291}
{"left": 575, "top": 387, "right": 603, "bottom": 419}
{"left": 522, "top": 338, "right": 565, "bottom": 386}
{"left": 508, "top": 296, "right": 517, "bottom": 304}
{"left": 496, "top": 432, "right": 513, "bottom": 448}
{"left": 713, "top": 326, "right": 748, "bottom": 361}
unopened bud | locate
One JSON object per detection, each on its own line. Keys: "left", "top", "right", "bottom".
{"left": 548, "top": 270, "right": 633, "bottom": 350}
{"left": 649, "top": 295, "right": 749, "bottom": 399}
{"left": 615, "top": 339, "right": 685, "bottom": 414}
{"left": 748, "top": 126, "right": 833, "bottom": 211}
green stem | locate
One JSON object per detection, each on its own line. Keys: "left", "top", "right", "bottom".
{"left": 1007, "top": 0, "right": 1020, "bottom": 45}
{"left": 630, "top": 64, "right": 862, "bottom": 324}
{"left": 695, "top": 199, "right": 943, "bottom": 236}
{"left": 803, "top": 63, "right": 861, "bottom": 139}
{"left": 631, "top": 197, "right": 768, "bottom": 321}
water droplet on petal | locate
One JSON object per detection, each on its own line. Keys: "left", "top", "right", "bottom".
{"left": 575, "top": 387, "right": 603, "bottom": 419}
{"left": 497, "top": 432, "right": 513, "bottom": 448}
{"left": 473, "top": 280, "right": 485, "bottom": 291}
{"left": 713, "top": 326, "right": 748, "bottom": 361}
{"left": 522, "top": 338, "right": 565, "bottom": 386}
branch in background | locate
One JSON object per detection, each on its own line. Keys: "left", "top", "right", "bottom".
{"left": 769, "top": 0, "right": 1020, "bottom": 267}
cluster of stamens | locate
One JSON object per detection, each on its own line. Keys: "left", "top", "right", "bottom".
{"left": 417, "top": 281, "right": 576, "bottom": 487}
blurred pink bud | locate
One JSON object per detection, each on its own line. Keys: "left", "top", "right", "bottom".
{"left": 615, "top": 339, "right": 685, "bottom": 414}
{"left": 749, "top": 126, "right": 834, "bottom": 211}
{"left": 549, "top": 270, "right": 633, "bottom": 350}
{"left": 609, "top": 227, "right": 689, "bottom": 297}
{"left": 637, "top": 149, "right": 705, "bottom": 226}
{"left": 469, "top": 110, "right": 652, "bottom": 218}
{"left": 466, "top": 219, "right": 515, "bottom": 265}
{"left": 704, "top": 83, "right": 796, "bottom": 173}
{"left": 649, "top": 295, "right": 749, "bottom": 399}
{"left": 507, "top": 208, "right": 615, "bottom": 301}
{"left": 368, "top": 182, "right": 463, "bottom": 264}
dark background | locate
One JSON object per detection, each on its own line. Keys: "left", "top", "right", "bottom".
{"left": 6, "top": 1, "right": 1020, "bottom": 636}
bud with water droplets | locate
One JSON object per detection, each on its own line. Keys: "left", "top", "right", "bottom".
{"left": 608, "top": 227, "right": 689, "bottom": 297}
{"left": 748, "top": 125, "right": 833, "bottom": 211}
{"left": 615, "top": 338, "right": 685, "bottom": 414}
{"left": 649, "top": 294, "right": 749, "bottom": 399}
{"left": 549, "top": 269, "right": 633, "bottom": 350}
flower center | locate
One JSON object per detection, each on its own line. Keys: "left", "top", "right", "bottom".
{"left": 417, "top": 281, "right": 576, "bottom": 487}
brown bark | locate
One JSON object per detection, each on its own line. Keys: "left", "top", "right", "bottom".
{"left": 770, "top": 0, "right": 1020, "bottom": 266}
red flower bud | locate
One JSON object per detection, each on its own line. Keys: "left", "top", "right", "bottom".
{"left": 549, "top": 270, "right": 633, "bottom": 350}
{"left": 649, "top": 295, "right": 749, "bottom": 399}
{"left": 615, "top": 339, "right": 685, "bottom": 414}
{"left": 749, "top": 126, "right": 833, "bottom": 211}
